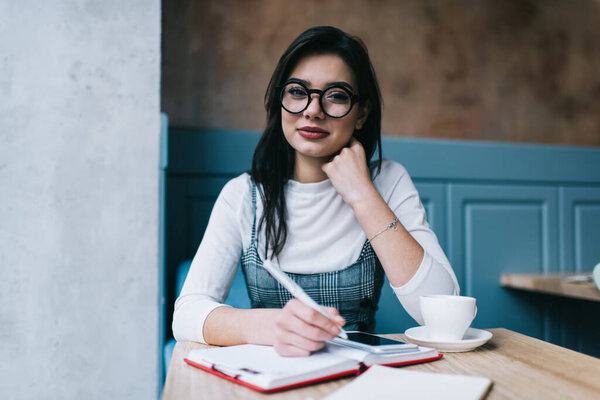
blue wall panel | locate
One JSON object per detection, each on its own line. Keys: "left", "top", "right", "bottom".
{"left": 561, "top": 187, "right": 600, "bottom": 272}
{"left": 575, "top": 204, "right": 600, "bottom": 270}
{"left": 164, "top": 176, "right": 232, "bottom": 339}
{"left": 449, "top": 184, "right": 559, "bottom": 339}
{"left": 557, "top": 187, "right": 600, "bottom": 353}
{"left": 161, "top": 126, "right": 600, "bottom": 367}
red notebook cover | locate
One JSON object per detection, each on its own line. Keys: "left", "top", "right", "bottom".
{"left": 184, "top": 352, "right": 443, "bottom": 393}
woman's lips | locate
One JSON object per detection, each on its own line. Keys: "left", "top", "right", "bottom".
{"left": 297, "top": 126, "right": 329, "bottom": 139}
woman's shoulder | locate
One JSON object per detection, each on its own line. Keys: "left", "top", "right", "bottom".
{"left": 374, "top": 159, "right": 410, "bottom": 183}
{"left": 222, "top": 172, "right": 252, "bottom": 190}
{"left": 218, "top": 172, "right": 253, "bottom": 207}
{"left": 373, "top": 159, "right": 418, "bottom": 202}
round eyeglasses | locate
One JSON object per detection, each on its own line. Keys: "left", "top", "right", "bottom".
{"left": 279, "top": 79, "right": 359, "bottom": 118}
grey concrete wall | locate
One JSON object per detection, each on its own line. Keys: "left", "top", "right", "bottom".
{"left": 0, "top": 1, "right": 160, "bottom": 398}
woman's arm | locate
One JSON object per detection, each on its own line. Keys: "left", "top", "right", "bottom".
{"left": 203, "top": 300, "right": 344, "bottom": 356}
{"left": 322, "top": 138, "right": 424, "bottom": 286}
{"left": 173, "top": 174, "right": 345, "bottom": 355}
{"left": 322, "top": 138, "right": 458, "bottom": 294}
{"left": 172, "top": 176, "right": 248, "bottom": 343}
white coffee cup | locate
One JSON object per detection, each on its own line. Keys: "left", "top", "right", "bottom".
{"left": 420, "top": 295, "right": 477, "bottom": 341}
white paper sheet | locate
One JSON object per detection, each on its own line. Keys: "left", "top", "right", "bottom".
{"left": 323, "top": 365, "right": 492, "bottom": 400}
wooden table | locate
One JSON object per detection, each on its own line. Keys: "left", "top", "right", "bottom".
{"left": 162, "top": 328, "right": 600, "bottom": 399}
{"left": 501, "top": 273, "right": 600, "bottom": 302}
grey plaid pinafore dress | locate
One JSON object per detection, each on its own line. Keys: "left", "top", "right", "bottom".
{"left": 241, "top": 182, "right": 385, "bottom": 332}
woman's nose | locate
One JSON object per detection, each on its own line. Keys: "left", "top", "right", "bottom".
{"left": 303, "top": 93, "right": 325, "bottom": 118}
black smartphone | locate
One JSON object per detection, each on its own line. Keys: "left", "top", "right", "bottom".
{"left": 331, "top": 331, "right": 418, "bottom": 353}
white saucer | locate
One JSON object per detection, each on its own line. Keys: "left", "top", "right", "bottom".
{"left": 404, "top": 327, "right": 493, "bottom": 352}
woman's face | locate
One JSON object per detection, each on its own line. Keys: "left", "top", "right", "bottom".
{"left": 281, "top": 54, "right": 368, "bottom": 165}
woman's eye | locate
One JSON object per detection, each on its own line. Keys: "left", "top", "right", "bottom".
{"left": 326, "top": 90, "right": 350, "bottom": 103}
{"left": 287, "top": 86, "right": 307, "bottom": 97}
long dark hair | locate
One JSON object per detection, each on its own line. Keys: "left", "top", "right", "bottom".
{"left": 251, "top": 26, "right": 383, "bottom": 260}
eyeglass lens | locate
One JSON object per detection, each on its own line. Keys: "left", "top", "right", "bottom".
{"left": 281, "top": 82, "right": 353, "bottom": 118}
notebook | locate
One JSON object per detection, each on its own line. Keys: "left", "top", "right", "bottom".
{"left": 184, "top": 342, "right": 442, "bottom": 393}
{"left": 324, "top": 365, "right": 493, "bottom": 400}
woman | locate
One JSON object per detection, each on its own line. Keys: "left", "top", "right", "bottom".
{"left": 173, "top": 26, "right": 459, "bottom": 356}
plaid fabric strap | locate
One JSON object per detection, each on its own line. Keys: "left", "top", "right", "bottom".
{"left": 241, "top": 181, "right": 384, "bottom": 332}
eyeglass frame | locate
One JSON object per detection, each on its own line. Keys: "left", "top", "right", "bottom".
{"left": 277, "top": 79, "right": 360, "bottom": 119}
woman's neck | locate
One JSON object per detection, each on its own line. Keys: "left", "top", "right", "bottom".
{"left": 293, "top": 153, "right": 329, "bottom": 183}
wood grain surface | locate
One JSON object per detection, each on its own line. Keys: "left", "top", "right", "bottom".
{"left": 162, "top": 328, "right": 600, "bottom": 400}
{"left": 501, "top": 273, "right": 600, "bottom": 302}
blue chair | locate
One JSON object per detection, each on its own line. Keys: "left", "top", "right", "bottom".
{"left": 163, "top": 260, "right": 251, "bottom": 371}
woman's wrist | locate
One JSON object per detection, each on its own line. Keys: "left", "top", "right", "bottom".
{"left": 240, "top": 308, "right": 280, "bottom": 345}
{"left": 204, "top": 307, "right": 280, "bottom": 346}
{"left": 347, "top": 183, "right": 383, "bottom": 213}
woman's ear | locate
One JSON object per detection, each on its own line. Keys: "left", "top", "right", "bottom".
{"left": 355, "top": 103, "right": 370, "bottom": 130}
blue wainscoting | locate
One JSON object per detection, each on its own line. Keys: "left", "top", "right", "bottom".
{"left": 159, "top": 119, "right": 600, "bottom": 379}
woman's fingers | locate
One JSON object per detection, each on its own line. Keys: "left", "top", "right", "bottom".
{"left": 348, "top": 137, "right": 364, "bottom": 153}
{"left": 275, "top": 328, "right": 327, "bottom": 354}
{"left": 274, "top": 343, "right": 312, "bottom": 357}
{"left": 278, "top": 306, "right": 339, "bottom": 339}
{"left": 283, "top": 299, "right": 342, "bottom": 337}
{"left": 274, "top": 331, "right": 326, "bottom": 357}
{"left": 321, "top": 141, "right": 373, "bottom": 208}
{"left": 273, "top": 299, "right": 344, "bottom": 356}
{"left": 322, "top": 306, "right": 346, "bottom": 327}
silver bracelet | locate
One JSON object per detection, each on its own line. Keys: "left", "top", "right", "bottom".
{"left": 368, "top": 217, "right": 399, "bottom": 242}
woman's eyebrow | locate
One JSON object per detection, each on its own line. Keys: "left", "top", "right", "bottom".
{"left": 327, "top": 81, "right": 354, "bottom": 91}
{"left": 287, "top": 78, "right": 354, "bottom": 91}
{"left": 287, "top": 77, "right": 310, "bottom": 86}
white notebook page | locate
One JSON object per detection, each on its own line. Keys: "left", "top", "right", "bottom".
{"left": 323, "top": 365, "right": 492, "bottom": 400}
{"left": 189, "top": 344, "right": 351, "bottom": 378}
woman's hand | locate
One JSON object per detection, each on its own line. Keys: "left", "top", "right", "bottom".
{"left": 321, "top": 138, "right": 378, "bottom": 209}
{"left": 273, "top": 299, "right": 345, "bottom": 357}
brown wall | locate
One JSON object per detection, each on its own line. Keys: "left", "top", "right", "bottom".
{"left": 162, "top": 0, "right": 600, "bottom": 146}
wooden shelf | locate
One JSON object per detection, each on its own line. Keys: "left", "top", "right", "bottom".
{"left": 501, "top": 273, "right": 600, "bottom": 302}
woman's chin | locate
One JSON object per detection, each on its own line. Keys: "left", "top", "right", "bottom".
{"left": 295, "top": 149, "right": 336, "bottom": 163}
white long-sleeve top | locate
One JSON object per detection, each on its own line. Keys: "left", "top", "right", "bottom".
{"left": 173, "top": 159, "right": 459, "bottom": 343}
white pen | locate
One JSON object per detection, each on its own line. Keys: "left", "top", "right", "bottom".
{"left": 262, "top": 260, "right": 349, "bottom": 339}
